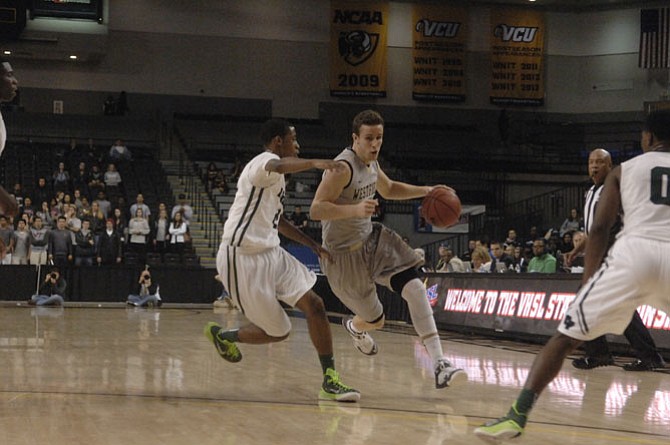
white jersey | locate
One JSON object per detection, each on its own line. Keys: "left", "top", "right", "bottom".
{"left": 221, "top": 151, "right": 284, "bottom": 252}
{"left": 619, "top": 151, "right": 670, "bottom": 241}
{"left": 0, "top": 110, "right": 6, "bottom": 158}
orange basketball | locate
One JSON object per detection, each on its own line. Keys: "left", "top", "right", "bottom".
{"left": 421, "top": 188, "right": 461, "bottom": 228}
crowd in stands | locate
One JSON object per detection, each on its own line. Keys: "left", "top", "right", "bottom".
{"left": 426, "top": 221, "right": 586, "bottom": 275}
{"left": 0, "top": 139, "right": 195, "bottom": 268}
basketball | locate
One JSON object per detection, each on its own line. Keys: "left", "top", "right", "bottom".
{"left": 421, "top": 188, "right": 461, "bottom": 228}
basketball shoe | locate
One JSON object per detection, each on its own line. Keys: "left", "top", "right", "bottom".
{"left": 474, "top": 402, "right": 526, "bottom": 442}
{"left": 203, "top": 322, "right": 242, "bottom": 363}
{"left": 434, "top": 358, "right": 467, "bottom": 388}
{"left": 342, "top": 317, "right": 378, "bottom": 355}
{"left": 318, "top": 368, "right": 361, "bottom": 403}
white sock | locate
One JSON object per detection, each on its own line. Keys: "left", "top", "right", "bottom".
{"left": 401, "top": 278, "right": 445, "bottom": 362}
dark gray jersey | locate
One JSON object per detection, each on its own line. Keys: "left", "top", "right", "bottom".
{"left": 322, "top": 148, "right": 378, "bottom": 251}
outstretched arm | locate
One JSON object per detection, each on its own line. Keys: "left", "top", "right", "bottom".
{"left": 277, "top": 216, "right": 332, "bottom": 262}
{"left": 376, "top": 167, "right": 454, "bottom": 200}
{"left": 265, "top": 157, "right": 346, "bottom": 175}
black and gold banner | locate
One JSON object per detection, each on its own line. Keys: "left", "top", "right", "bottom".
{"left": 412, "top": 4, "right": 467, "bottom": 102}
{"left": 490, "top": 9, "right": 545, "bottom": 106}
{"left": 330, "top": 0, "right": 388, "bottom": 98}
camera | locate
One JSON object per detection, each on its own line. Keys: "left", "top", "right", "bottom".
{"left": 49, "top": 272, "right": 58, "bottom": 280}
{"left": 142, "top": 274, "right": 151, "bottom": 282}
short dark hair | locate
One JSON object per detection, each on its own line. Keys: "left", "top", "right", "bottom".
{"left": 57, "top": 215, "right": 66, "bottom": 221}
{"left": 260, "top": 119, "right": 292, "bottom": 145}
{"left": 644, "top": 109, "right": 670, "bottom": 142}
{"left": 352, "top": 109, "right": 384, "bottom": 135}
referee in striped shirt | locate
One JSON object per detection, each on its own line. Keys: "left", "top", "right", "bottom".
{"left": 566, "top": 148, "right": 665, "bottom": 371}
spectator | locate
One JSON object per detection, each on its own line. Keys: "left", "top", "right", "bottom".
{"left": 168, "top": 210, "right": 188, "bottom": 256}
{"left": 29, "top": 268, "right": 66, "bottom": 306}
{"left": 33, "top": 177, "right": 52, "bottom": 209}
{"left": 11, "top": 219, "right": 30, "bottom": 264}
{"left": 71, "top": 161, "right": 90, "bottom": 197}
{"left": 12, "top": 183, "right": 23, "bottom": 209}
{"left": 171, "top": 194, "right": 193, "bottom": 222}
{"left": 36, "top": 201, "right": 53, "bottom": 228}
{"left": 126, "top": 268, "right": 162, "bottom": 308}
{"left": 0, "top": 215, "right": 14, "bottom": 264}
{"left": 130, "top": 193, "right": 151, "bottom": 221}
{"left": 152, "top": 207, "right": 170, "bottom": 257}
{"left": 204, "top": 162, "right": 219, "bottom": 192}
{"left": 111, "top": 207, "right": 127, "bottom": 244}
{"left": 214, "top": 170, "right": 229, "bottom": 195}
{"left": 18, "top": 196, "right": 35, "bottom": 224}
{"left": 471, "top": 246, "right": 492, "bottom": 273}
{"left": 103, "top": 163, "right": 123, "bottom": 199}
{"left": 414, "top": 247, "right": 433, "bottom": 274}
{"left": 435, "top": 244, "right": 466, "bottom": 273}
{"left": 97, "top": 218, "right": 122, "bottom": 265}
{"left": 461, "top": 239, "right": 476, "bottom": 264}
{"left": 524, "top": 226, "right": 540, "bottom": 249}
{"left": 88, "top": 164, "right": 105, "bottom": 197}
{"left": 103, "top": 95, "right": 116, "bottom": 115}
{"left": 52, "top": 162, "right": 70, "bottom": 194}
{"left": 48, "top": 216, "right": 73, "bottom": 269}
{"left": 74, "top": 219, "right": 96, "bottom": 266}
{"left": 88, "top": 200, "right": 106, "bottom": 242}
{"left": 108, "top": 139, "right": 132, "bottom": 162}
{"left": 72, "top": 189, "right": 84, "bottom": 212}
{"left": 65, "top": 205, "right": 81, "bottom": 248}
{"left": 289, "top": 205, "right": 308, "bottom": 229}
{"left": 527, "top": 238, "right": 557, "bottom": 273}
{"left": 504, "top": 228, "right": 519, "bottom": 248}
{"left": 558, "top": 231, "right": 574, "bottom": 254}
{"left": 559, "top": 207, "right": 583, "bottom": 237}
{"left": 29, "top": 216, "right": 50, "bottom": 265}
{"left": 512, "top": 245, "right": 529, "bottom": 273}
{"left": 490, "top": 240, "right": 514, "bottom": 272}
{"left": 96, "top": 190, "right": 111, "bottom": 218}
{"left": 128, "top": 207, "right": 150, "bottom": 263}
{"left": 567, "top": 231, "right": 585, "bottom": 272}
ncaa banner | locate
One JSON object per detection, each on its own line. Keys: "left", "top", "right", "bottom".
{"left": 490, "top": 9, "right": 545, "bottom": 106}
{"left": 412, "top": 4, "right": 467, "bottom": 102}
{"left": 330, "top": 0, "right": 388, "bottom": 97}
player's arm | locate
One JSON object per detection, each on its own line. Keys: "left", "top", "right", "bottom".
{"left": 310, "top": 163, "right": 377, "bottom": 221}
{"left": 265, "top": 157, "right": 345, "bottom": 175}
{"left": 0, "top": 186, "right": 18, "bottom": 217}
{"left": 376, "top": 166, "right": 454, "bottom": 200}
{"left": 581, "top": 166, "right": 621, "bottom": 284}
{"left": 277, "top": 216, "right": 332, "bottom": 262}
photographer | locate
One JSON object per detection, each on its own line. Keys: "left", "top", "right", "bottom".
{"left": 29, "top": 269, "right": 66, "bottom": 306}
{"left": 126, "top": 267, "right": 161, "bottom": 307}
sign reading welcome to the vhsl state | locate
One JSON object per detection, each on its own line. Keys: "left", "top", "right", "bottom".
{"left": 330, "top": 0, "right": 388, "bottom": 98}
{"left": 490, "top": 9, "right": 545, "bottom": 106}
{"left": 412, "top": 4, "right": 467, "bottom": 102}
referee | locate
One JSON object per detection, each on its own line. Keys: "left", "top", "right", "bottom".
{"left": 566, "top": 148, "right": 665, "bottom": 371}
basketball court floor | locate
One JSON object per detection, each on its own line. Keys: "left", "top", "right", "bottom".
{"left": 0, "top": 303, "right": 668, "bottom": 445}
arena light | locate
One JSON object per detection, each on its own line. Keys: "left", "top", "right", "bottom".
{"left": 69, "top": 55, "right": 77, "bottom": 60}
{"left": 3, "top": 50, "right": 10, "bottom": 55}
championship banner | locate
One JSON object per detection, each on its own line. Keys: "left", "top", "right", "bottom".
{"left": 412, "top": 4, "right": 467, "bottom": 102}
{"left": 330, "top": 0, "right": 388, "bottom": 98}
{"left": 490, "top": 9, "right": 545, "bottom": 106}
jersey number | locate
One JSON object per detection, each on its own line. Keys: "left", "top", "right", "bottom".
{"left": 272, "top": 209, "right": 281, "bottom": 229}
{"left": 650, "top": 167, "right": 670, "bottom": 206}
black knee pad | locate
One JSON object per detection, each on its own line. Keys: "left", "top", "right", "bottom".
{"left": 390, "top": 267, "right": 420, "bottom": 294}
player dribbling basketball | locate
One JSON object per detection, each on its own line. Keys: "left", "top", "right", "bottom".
{"left": 0, "top": 59, "right": 20, "bottom": 245}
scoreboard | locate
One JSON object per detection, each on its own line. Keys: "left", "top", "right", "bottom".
{"left": 29, "top": 0, "right": 103, "bottom": 23}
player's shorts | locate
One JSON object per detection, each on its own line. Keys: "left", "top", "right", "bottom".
{"left": 217, "top": 244, "right": 316, "bottom": 337}
{"left": 320, "top": 223, "right": 421, "bottom": 322}
{"left": 558, "top": 236, "right": 670, "bottom": 341}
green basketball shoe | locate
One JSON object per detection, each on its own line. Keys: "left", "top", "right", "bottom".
{"left": 204, "top": 322, "right": 242, "bottom": 363}
{"left": 474, "top": 403, "right": 526, "bottom": 442}
{"left": 318, "top": 368, "right": 360, "bottom": 403}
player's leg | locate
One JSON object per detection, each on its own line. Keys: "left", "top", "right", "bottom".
{"left": 622, "top": 310, "right": 665, "bottom": 370}
{"left": 571, "top": 335, "right": 614, "bottom": 369}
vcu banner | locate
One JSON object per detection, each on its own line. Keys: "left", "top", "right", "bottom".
{"left": 490, "top": 9, "right": 545, "bottom": 106}
{"left": 412, "top": 4, "right": 467, "bottom": 102}
{"left": 330, "top": 0, "right": 388, "bottom": 97}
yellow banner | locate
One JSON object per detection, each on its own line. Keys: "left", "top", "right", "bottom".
{"left": 490, "top": 9, "right": 545, "bottom": 106}
{"left": 412, "top": 4, "right": 467, "bottom": 102}
{"left": 330, "top": 0, "right": 388, "bottom": 97}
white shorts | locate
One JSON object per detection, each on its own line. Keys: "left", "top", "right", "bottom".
{"left": 559, "top": 236, "right": 670, "bottom": 341}
{"left": 216, "top": 244, "right": 316, "bottom": 337}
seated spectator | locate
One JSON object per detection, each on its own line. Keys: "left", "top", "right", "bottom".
{"left": 97, "top": 218, "right": 122, "bottom": 265}
{"left": 29, "top": 269, "right": 66, "bottom": 306}
{"left": 471, "top": 246, "right": 492, "bottom": 273}
{"left": 559, "top": 207, "right": 583, "bottom": 237}
{"left": 104, "top": 163, "right": 123, "bottom": 200}
{"left": 214, "top": 170, "right": 229, "bottom": 195}
{"left": 566, "top": 230, "right": 586, "bottom": 273}
{"left": 0, "top": 215, "right": 15, "bottom": 264}
{"left": 88, "top": 164, "right": 105, "bottom": 197}
{"left": 527, "top": 238, "right": 557, "bottom": 273}
{"left": 109, "top": 139, "right": 132, "bottom": 162}
{"left": 48, "top": 216, "right": 73, "bottom": 269}
{"left": 130, "top": 193, "right": 151, "bottom": 222}
{"left": 128, "top": 207, "right": 150, "bottom": 263}
{"left": 11, "top": 219, "right": 30, "bottom": 264}
{"left": 126, "top": 268, "right": 162, "bottom": 308}
{"left": 461, "top": 239, "right": 476, "bottom": 264}
{"left": 204, "top": 162, "right": 219, "bottom": 192}
{"left": 523, "top": 226, "right": 540, "bottom": 249}
{"left": 74, "top": 219, "right": 96, "bottom": 266}
{"left": 289, "top": 205, "right": 308, "bottom": 229}
{"left": 414, "top": 247, "right": 433, "bottom": 274}
{"left": 71, "top": 161, "right": 90, "bottom": 196}
{"left": 490, "top": 240, "right": 514, "bottom": 272}
{"left": 29, "top": 216, "right": 50, "bottom": 265}
{"left": 171, "top": 194, "right": 193, "bottom": 222}
{"left": 52, "top": 162, "right": 70, "bottom": 194}
{"left": 503, "top": 228, "right": 520, "bottom": 248}
{"left": 436, "top": 245, "right": 467, "bottom": 273}
{"left": 168, "top": 210, "right": 188, "bottom": 256}
{"left": 558, "top": 231, "right": 574, "bottom": 254}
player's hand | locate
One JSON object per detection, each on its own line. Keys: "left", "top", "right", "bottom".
{"left": 564, "top": 249, "right": 576, "bottom": 266}
{"left": 313, "top": 160, "right": 347, "bottom": 174}
{"left": 355, "top": 199, "right": 378, "bottom": 218}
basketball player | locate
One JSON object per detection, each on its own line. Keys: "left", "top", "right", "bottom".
{"left": 567, "top": 148, "right": 664, "bottom": 371}
{"left": 475, "top": 110, "right": 670, "bottom": 441}
{"left": 310, "top": 109, "right": 467, "bottom": 389}
{"left": 0, "top": 59, "right": 19, "bottom": 261}
{"left": 204, "top": 119, "right": 360, "bottom": 402}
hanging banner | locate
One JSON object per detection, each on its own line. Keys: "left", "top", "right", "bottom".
{"left": 490, "top": 9, "right": 545, "bottom": 106}
{"left": 412, "top": 4, "right": 467, "bottom": 102}
{"left": 330, "top": 0, "right": 388, "bottom": 98}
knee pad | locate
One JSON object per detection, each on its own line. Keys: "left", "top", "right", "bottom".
{"left": 356, "top": 313, "right": 385, "bottom": 331}
{"left": 390, "top": 267, "right": 420, "bottom": 294}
